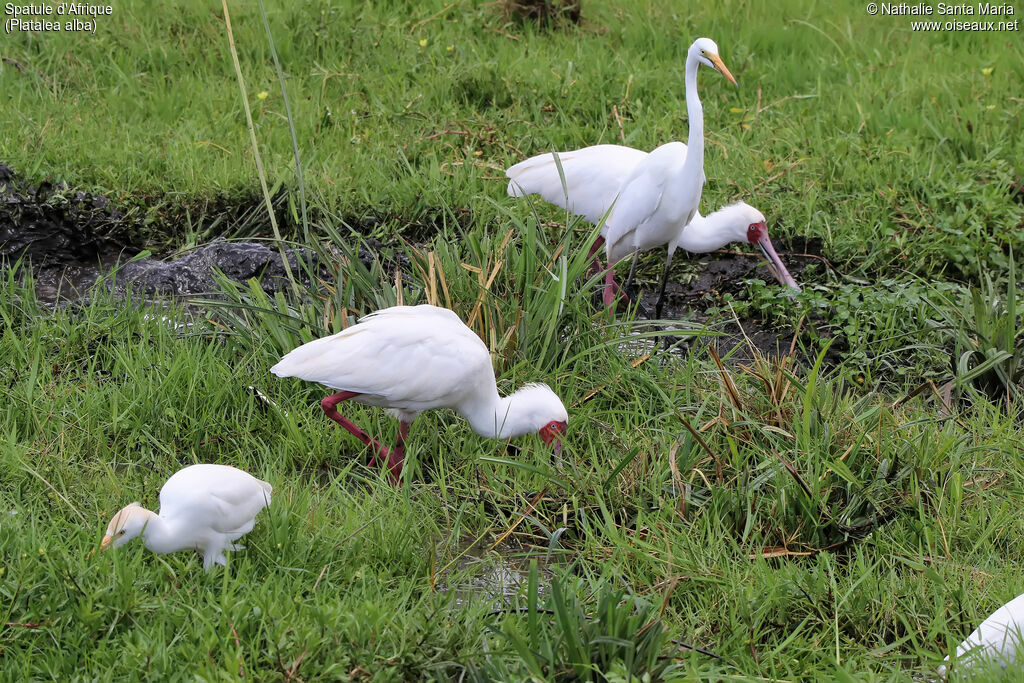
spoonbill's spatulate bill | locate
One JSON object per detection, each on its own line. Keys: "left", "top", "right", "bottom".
{"left": 507, "top": 37, "right": 738, "bottom": 315}
{"left": 939, "top": 592, "right": 1024, "bottom": 677}
{"left": 270, "top": 305, "right": 568, "bottom": 483}
{"left": 100, "top": 464, "right": 272, "bottom": 571}
{"left": 507, "top": 143, "right": 800, "bottom": 317}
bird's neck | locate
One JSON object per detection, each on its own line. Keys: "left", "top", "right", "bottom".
{"left": 464, "top": 390, "right": 536, "bottom": 441}
{"left": 670, "top": 209, "right": 733, "bottom": 253}
{"left": 681, "top": 56, "right": 705, "bottom": 186}
{"left": 139, "top": 509, "right": 189, "bottom": 554}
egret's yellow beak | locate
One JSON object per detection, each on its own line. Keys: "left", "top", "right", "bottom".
{"left": 709, "top": 53, "right": 737, "bottom": 86}
{"left": 100, "top": 534, "right": 113, "bottom": 551}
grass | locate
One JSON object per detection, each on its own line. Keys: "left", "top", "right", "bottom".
{"left": 2, "top": 0, "right": 1024, "bottom": 679}
{"left": 2, "top": 0, "right": 1021, "bottom": 277}
{"left": 2, "top": 245, "right": 1023, "bottom": 678}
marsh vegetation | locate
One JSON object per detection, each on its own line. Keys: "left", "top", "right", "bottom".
{"left": 1, "top": 0, "right": 1022, "bottom": 679}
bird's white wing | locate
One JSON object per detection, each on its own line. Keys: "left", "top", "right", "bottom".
{"left": 271, "top": 305, "right": 493, "bottom": 407}
{"left": 159, "top": 465, "right": 271, "bottom": 534}
{"left": 602, "top": 150, "right": 678, "bottom": 254}
{"left": 506, "top": 145, "right": 648, "bottom": 225}
{"left": 602, "top": 142, "right": 699, "bottom": 259}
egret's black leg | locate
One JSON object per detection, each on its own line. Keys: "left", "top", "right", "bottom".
{"left": 655, "top": 249, "right": 675, "bottom": 319}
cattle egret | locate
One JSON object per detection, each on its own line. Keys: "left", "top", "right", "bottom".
{"left": 939, "top": 592, "right": 1024, "bottom": 677}
{"left": 100, "top": 464, "right": 272, "bottom": 571}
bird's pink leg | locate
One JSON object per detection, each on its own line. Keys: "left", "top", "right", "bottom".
{"left": 602, "top": 267, "right": 631, "bottom": 308}
{"left": 320, "top": 392, "right": 391, "bottom": 466}
{"left": 586, "top": 236, "right": 606, "bottom": 278}
{"left": 603, "top": 268, "right": 618, "bottom": 309}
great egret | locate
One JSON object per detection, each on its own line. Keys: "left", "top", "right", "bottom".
{"left": 507, "top": 37, "right": 743, "bottom": 316}
{"left": 508, "top": 141, "right": 800, "bottom": 317}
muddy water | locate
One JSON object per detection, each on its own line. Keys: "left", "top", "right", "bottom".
{"left": 598, "top": 244, "right": 823, "bottom": 365}
{"left": 21, "top": 244, "right": 815, "bottom": 368}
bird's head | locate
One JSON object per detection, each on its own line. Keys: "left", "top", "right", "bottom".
{"left": 725, "top": 202, "right": 801, "bottom": 291}
{"left": 506, "top": 383, "right": 568, "bottom": 456}
{"left": 539, "top": 419, "right": 568, "bottom": 453}
{"left": 690, "top": 38, "right": 737, "bottom": 85}
{"left": 99, "top": 502, "right": 149, "bottom": 552}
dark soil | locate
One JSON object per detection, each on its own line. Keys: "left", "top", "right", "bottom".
{"left": 0, "top": 164, "right": 335, "bottom": 302}
{"left": 622, "top": 240, "right": 833, "bottom": 365}
{"left": 1, "top": 163, "right": 822, "bottom": 364}
{"left": 0, "top": 163, "right": 133, "bottom": 269}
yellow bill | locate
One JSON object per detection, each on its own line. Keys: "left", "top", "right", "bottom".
{"left": 709, "top": 53, "right": 737, "bottom": 86}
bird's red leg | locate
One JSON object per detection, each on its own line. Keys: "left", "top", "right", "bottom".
{"left": 586, "top": 236, "right": 606, "bottom": 278}
{"left": 320, "top": 392, "right": 390, "bottom": 465}
{"left": 384, "top": 421, "right": 411, "bottom": 484}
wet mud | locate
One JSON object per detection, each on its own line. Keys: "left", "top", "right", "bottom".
{"left": 613, "top": 241, "right": 831, "bottom": 365}
{"left": 1, "top": 164, "right": 819, "bottom": 365}
{"left": 0, "top": 164, "right": 330, "bottom": 302}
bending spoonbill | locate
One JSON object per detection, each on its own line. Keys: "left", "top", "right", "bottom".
{"left": 507, "top": 37, "right": 737, "bottom": 315}
{"left": 939, "top": 591, "right": 1024, "bottom": 677}
{"left": 507, "top": 143, "right": 800, "bottom": 318}
{"left": 99, "top": 464, "right": 272, "bottom": 571}
{"left": 270, "top": 305, "right": 568, "bottom": 483}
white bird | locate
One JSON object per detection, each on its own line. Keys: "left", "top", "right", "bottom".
{"left": 100, "top": 464, "right": 272, "bottom": 571}
{"left": 939, "top": 592, "right": 1024, "bottom": 677}
{"left": 508, "top": 142, "right": 800, "bottom": 318}
{"left": 507, "top": 37, "right": 737, "bottom": 316}
{"left": 270, "top": 305, "right": 568, "bottom": 483}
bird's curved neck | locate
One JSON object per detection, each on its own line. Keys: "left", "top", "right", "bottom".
{"left": 682, "top": 55, "right": 705, "bottom": 182}
{"left": 671, "top": 210, "right": 733, "bottom": 253}
{"left": 140, "top": 510, "right": 189, "bottom": 554}
{"left": 463, "top": 390, "right": 535, "bottom": 441}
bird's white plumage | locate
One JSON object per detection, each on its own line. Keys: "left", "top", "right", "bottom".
{"left": 102, "top": 464, "right": 272, "bottom": 571}
{"left": 508, "top": 138, "right": 704, "bottom": 265}
{"left": 271, "top": 305, "right": 495, "bottom": 422}
{"left": 602, "top": 141, "right": 699, "bottom": 263}
{"left": 506, "top": 144, "right": 648, "bottom": 225}
{"left": 271, "top": 304, "right": 567, "bottom": 440}
{"left": 159, "top": 465, "right": 272, "bottom": 537}
{"left": 508, "top": 142, "right": 722, "bottom": 261}
{"left": 506, "top": 145, "right": 800, "bottom": 291}
{"left": 939, "top": 592, "right": 1024, "bottom": 676}
{"left": 508, "top": 37, "right": 729, "bottom": 272}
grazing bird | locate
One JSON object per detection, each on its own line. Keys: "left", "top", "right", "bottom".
{"left": 508, "top": 143, "right": 800, "bottom": 318}
{"left": 939, "top": 592, "right": 1024, "bottom": 677}
{"left": 507, "top": 37, "right": 737, "bottom": 316}
{"left": 100, "top": 464, "right": 272, "bottom": 571}
{"left": 270, "top": 305, "right": 568, "bottom": 483}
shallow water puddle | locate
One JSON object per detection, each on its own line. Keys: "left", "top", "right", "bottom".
{"left": 439, "top": 537, "right": 556, "bottom": 607}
